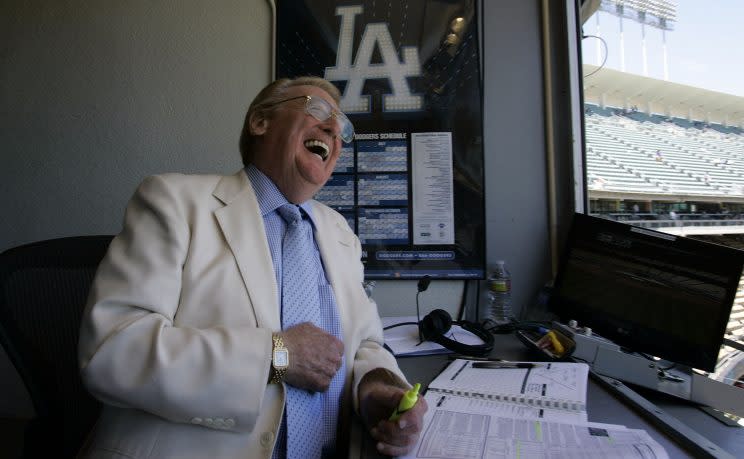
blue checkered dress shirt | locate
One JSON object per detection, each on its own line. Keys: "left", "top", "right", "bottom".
{"left": 244, "top": 166, "right": 345, "bottom": 459}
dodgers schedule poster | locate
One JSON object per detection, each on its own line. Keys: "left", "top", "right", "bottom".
{"left": 275, "top": 0, "right": 485, "bottom": 279}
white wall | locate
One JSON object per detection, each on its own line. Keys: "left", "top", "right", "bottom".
{"left": 481, "top": 0, "right": 552, "bottom": 317}
{"left": 0, "top": 0, "right": 557, "bottom": 417}
{"left": 1, "top": 0, "right": 271, "bottom": 250}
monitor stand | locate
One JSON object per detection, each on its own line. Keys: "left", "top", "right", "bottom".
{"left": 553, "top": 322, "right": 744, "bottom": 418}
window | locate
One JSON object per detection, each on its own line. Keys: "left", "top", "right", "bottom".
{"left": 580, "top": 0, "right": 744, "bottom": 399}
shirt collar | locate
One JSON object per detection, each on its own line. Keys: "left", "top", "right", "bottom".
{"left": 244, "top": 165, "right": 317, "bottom": 225}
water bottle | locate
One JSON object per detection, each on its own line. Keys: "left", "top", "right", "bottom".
{"left": 484, "top": 260, "right": 513, "bottom": 324}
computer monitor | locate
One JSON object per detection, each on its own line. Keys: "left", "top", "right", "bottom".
{"left": 549, "top": 213, "right": 744, "bottom": 372}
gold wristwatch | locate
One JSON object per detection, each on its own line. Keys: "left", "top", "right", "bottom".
{"left": 271, "top": 334, "right": 289, "bottom": 384}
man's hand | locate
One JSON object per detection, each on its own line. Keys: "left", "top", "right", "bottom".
{"left": 358, "top": 369, "right": 428, "bottom": 457}
{"left": 278, "top": 322, "right": 344, "bottom": 392}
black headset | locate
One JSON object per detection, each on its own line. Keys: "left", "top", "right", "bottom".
{"left": 418, "top": 309, "right": 494, "bottom": 357}
{"left": 382, "top": 277, "right": 494, "bottom": 357}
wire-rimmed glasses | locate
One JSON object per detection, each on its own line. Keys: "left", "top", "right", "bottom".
{"left": 268, "top": 95, "right": 354, "bottom": 143}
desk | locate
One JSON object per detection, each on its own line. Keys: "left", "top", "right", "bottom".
{"left": 352, "top": 333, "right": 743, "bottom": 458}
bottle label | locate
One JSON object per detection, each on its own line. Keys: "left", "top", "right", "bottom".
{"left": 489, "top": 279, "right": 510, "bottom": 293}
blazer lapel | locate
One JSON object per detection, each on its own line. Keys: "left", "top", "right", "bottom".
{"left": 312, "top": 204, "right": 355, "bottom": 286}
{"left": 312, "top": 203, "right": 358, "bottom": 344}
{"left": 213, "top": 171, "right": 280, "bottom": 329}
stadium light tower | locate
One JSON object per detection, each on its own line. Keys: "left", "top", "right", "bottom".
{"left": 598, "top": 0, "right": 677, "bottom": 79}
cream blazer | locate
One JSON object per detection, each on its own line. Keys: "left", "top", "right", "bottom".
{"left": 78, "top": 170, "right": 404, "bottom": 459}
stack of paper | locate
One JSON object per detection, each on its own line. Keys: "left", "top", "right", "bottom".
{"left": 381, "top": 316, "right": 487, "bottom": 357}
{"left": 400, "top": 359, "right": 668, "bottom": 459}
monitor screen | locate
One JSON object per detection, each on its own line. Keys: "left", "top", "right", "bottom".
{"left": 275, "top": 0, "right": 486, "bottom": 280}
{"left": 549, "top": 213, "right": 744, "bottom": 372}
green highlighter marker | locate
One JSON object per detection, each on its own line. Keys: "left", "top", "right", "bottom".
{"left": 389, "top": 383, "right": 421, "bottom": 421}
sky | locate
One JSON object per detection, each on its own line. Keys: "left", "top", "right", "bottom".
{"left": 582, "top": 0, "right": 744, "bottom": 97}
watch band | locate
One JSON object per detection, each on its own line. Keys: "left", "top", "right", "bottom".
{"left": 271, "top": 334, "right": 289, "bottom": 384}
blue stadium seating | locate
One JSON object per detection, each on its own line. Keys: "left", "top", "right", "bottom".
{"left": 585, "top": 105, "right": 744, "bottom": 197}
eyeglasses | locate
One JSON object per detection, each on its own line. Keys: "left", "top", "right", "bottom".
{"left": 267, "top": 95, "right": 355, "bottom": 143}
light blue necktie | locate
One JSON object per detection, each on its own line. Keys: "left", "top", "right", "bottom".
{"left": 277, "top": 204, "right": 324, "bottom": 459}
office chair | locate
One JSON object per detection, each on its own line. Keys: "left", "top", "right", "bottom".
{"left": 0, "top": 235, "right": 113, "bottom": 458}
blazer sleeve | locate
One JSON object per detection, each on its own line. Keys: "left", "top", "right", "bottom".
{"left": 349, "top": 288, "right": 409, "bottom": 413}
{"left": 78, "top": 174, "right": 272, "bottom": 433}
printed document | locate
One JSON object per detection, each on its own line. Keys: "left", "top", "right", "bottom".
{"left": 400, "top": 359, "right": 668, "bottom": 459}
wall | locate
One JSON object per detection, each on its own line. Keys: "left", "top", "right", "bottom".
{"left": 481, "top": 0, "right": 552, "bottom": 319}
{"left": 0, "top": 0, "right": 557, "bottom": 417}
{"left": 1, "top": 0, "right": 271, "bottom": 250}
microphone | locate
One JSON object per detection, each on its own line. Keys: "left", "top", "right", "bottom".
{"left": 417, "top": 276, "right": 431, "bottom": 293}
{"left": 416, "top": 276, "right": 431, "bottom": 343}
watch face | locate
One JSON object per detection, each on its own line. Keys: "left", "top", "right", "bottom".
{"left": 274, "top": 349, "right": 289, "bottom": 368}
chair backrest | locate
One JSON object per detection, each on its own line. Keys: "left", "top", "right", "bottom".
{"left": 0, "top": 235, "right": 113, "bottom": 458}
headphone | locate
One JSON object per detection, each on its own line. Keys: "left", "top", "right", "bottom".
{"left": 418, "top": 309, "right": 494, "bottom": 357}
{"left": 380, "top": 277, "right": 495, "bottom": 357}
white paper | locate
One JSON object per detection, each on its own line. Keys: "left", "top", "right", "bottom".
{"left": 400, "top": 359, "right": 667, "bottom": 459}
{"left": 411, "top": 132, "right": 455, "bottom": 245}
{"left": 431, "top": 359, "right": 589, "bottom": 412}
{"left": 381, "top": 316, "right": 486, "bottom": 356}
{"left": 425, "top": 392, "right": 588, "bottom": 424}
{"left": 402, "top": 393, "right": 668, "bottom": 459}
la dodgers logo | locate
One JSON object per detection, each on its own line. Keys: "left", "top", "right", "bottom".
{"left": 325, "top": 5, "right": 423, "bottom": 113}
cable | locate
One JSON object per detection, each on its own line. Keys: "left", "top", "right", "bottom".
{"left": 474, "top": 279, "right": 481, "bottom": 324}
{"left": 415, "top": 276, "right": 431, "bottom": 343}
{"left": 382, "top": 276, "right": 432, "bottom": 336}
{"left": 383, "top": 322, "right": 418, "bottom": 331}
{"left": 457, "top": 280, "right": 469, "bottom": 322}
{"left": 478, "top": 0, "right": 484, "bottom": 90}
{"left": 582, "top": 34, "right": 608, "bottom": 78}
{"left": 483, "top": 319, "right": 553, "bottom": 335}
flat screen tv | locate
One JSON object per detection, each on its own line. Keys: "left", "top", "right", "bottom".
{"left": 549, "top": 213, "right": 744, "bottom": 372}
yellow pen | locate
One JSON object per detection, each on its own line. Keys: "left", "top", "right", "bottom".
{"left": 546, "top": 331, "right": 565, "bottom": 356}
{"left": 389, "top": 383, "right": 421, "bottom": 421}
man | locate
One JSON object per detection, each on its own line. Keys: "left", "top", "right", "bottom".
{"left": 78, "top": 76, "right": 426, "bottom": 459}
